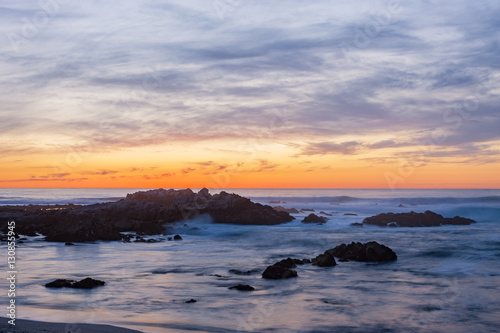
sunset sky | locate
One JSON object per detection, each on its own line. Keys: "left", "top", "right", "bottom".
{"left": 1, "top": 0, "right": 499, "bottom": 189}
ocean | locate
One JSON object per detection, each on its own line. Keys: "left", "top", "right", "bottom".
{"left": 2, "top": 188, "right": 500, "bottom": 332}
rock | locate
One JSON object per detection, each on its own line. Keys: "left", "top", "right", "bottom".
{"left": 0, "top": 188, "right": 295, "bottom": 242}
{"left": 398, "top": 204, "right": 405, "bottom": 208}
{"left": 319, "top": 211, "right": 332, "bottom": 216}
{"left": 300, "top": 208, "right": 315, "bottom": 212}
{"left": 173, "top": 234, "right": 182, "bottom": 240}
{"left": 350, "top": 222, "right": 363, "bottom": 227}
{"left": 71, "top": 277, "right": 106, "bottom": 289}
{"left": 229, "top": 269, "right": 260, "bottom": 275}
{"left": 311, "top": 253, "right": 337, "bottom": 267}
{"left": 344, "top": 213, "right": 358, "bottom": 216}
{"left": 302, "top": 213, "right": 327, "bottom": 223}
{"left": 327, "top": 241, "right": 397, "bottom": 262}
{"left": 363, "top": 210, "right": 476, "bottom": 227}
{"left": 45, "top": 279, "right": 75, "bottom": 288}
{"left": 45, "top": 277, "right": 105, "bottom": 289}
{"left": 262, "top": 265, "right": 298, "bottom": 279}
{"left": 273, "top": 206, "right": 300, "bottom": 214}
{"left": 65, "top": 242, "right": 75, "bottom": 246}
{"left": 229, "top": 284, "right": 255, "bottom": 291}
{"left": 268, "top": 200, "right": 281, "bottom": 204}
{"left": 185, "top": 299, "right": 197, "bottom": 303}
{"left": 205, "top": 192, "right": 294, "bottom": 225}
{"left": 273, "top": 257, "right": 310, "bottom": 268}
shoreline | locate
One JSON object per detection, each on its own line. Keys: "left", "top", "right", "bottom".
{"left": 0, "top": 317, "right": 144, "bottom": 333}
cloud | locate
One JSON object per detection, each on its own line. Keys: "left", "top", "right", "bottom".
{"left": 0, "top": 0, "right": 499, "bottom": 167}
{"left": 298, "top": 141, "right": 362, "bottom": 156}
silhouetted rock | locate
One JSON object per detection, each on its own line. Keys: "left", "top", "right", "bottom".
{"left": 45, "top": 279, "right": 75, "bottom": 288}
{"left": 319, "top": 211, "right": 332, "bottom": 216}
{"left": 312, "top": 252, "right": 337, "bottom": 267}
{"left": 262, "top": 265, "right": 298, "bottom": 279}
{"left": 65, "top": 242, "right": 75, "bottom": 246}
{"left": 173, "top": 234, "right": 182, "bottom": 240}
{"left": 350, "top": 222, "right": 363, "bottom": 227}
{"left": 228, "top": 269, "right": 260, "bottom": 275}
{"left": 363, "top": 210, "right": 475, "bottom": 227}
{"left": 45, "top": 277, "right": 105, "bottom": 289}
{"left": 300, "top": 208, "right": 315, "bottom": 212}
{"left": 229, "top": 284, "right": 255, "bottom": 291}
{"left": 327, "top": 241, "right": 397, "bottom": 262}
{"left": 273, "top": 206, "right": 300, "bottom": 214}
{"left": 71, "top": 277, "right": 106, "bottom": 289}
{"left": 185, "top": 299, "right": 197, "bottom": 303}
{"left": 302, "top": 213, "right": 327, "bottom": 223}
{"left": 344, "top": 213, "right": 358, "bottom": 216}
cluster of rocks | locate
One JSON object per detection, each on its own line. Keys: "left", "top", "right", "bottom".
{"left": 0, "top": 188, "right": 294, "bottom": 243}
{"left": 262, "top": 241, "right": 397, "bottom": 279}
{"left": 363, "top": 210, "right": 476, "bottom": 227}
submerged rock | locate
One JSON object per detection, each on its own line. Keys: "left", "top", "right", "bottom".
{"left": 327, "top": 241, "right": 397, "bottom": 262}
{"left": 229, "top": 284, "right": 255, "bottom": 291}
{"left": 302, "top": 213, "right": 327, "bottom": 224}
{"left": 185, "top": 299, "right": 197, "bottom": 303}
{"left": 363, "top": 210, "right": 475, "bottom": 227}
{"left": 45, "top": 279, "right": 75, "bottom": 288}
{"left": 45, "top": 277, "right": 105, "bottom": 289}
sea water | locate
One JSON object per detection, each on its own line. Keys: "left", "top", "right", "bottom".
{"left": 2, "top": 188, "right": 500, "bottom": 332}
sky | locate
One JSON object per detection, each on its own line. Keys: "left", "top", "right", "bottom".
{"left": 0, "top": 0, "right": 499, "bottom": 189}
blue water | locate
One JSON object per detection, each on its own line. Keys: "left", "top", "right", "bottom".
{"left": 2, "top": 188, "right": 500, "bottom": 332}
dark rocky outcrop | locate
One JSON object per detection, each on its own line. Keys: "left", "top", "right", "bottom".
{"left": 302, "top": 213, "right": 327, "bottom": 224}
{"left": 0, "top": 188, "right": 294, "bottom": 242}
{"left": 185, "top": 299, "right": 197, "bottom": 303}
{"left": 311, "top": 252, "right": 337, "bottom": 267}
{"left": 228, "top": 284, "right": 255, "bottom": 291}
{"left": 45, "top": 277, "right": 105, "bottom": 289}
{"left": 319, "top": 211, "right": 332, "bottom": 216}
{"left": 45, "top": 279, "right": 75, "bottom": 288}
{"left": 350, "top": 222, "right": 363, "bottom": 227}
{"left": 173, "top": 234, "right": 182, "bottom": 240}
{"left": 363, "top": 210, "right": 475, "bottom": 227}
{"left": 327, "top": 241, "right": 397, "bottom": 262}
{"left": 262, "top": 265, "right": 298, "bottom": 279}
{"left": 344, "top": 213, "right": 358, "bottom": 216}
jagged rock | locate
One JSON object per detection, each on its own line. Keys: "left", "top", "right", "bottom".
{"left": 71, "top": 277, "right": 106, "bottom": 289}
{"left": 300, "top": 208, "right": 315, "bottom": 212}
{"left": 312, "top": 252, "right": 337, "bottom": 267}
{"left": 262, "top": 265, "right": 298, "bottom": 279}
{"left": 273, "top": 206, "right": 300, "bottom": 214}
{"left": 327, "top": 241, "right": 397, "bottom": 262}
{"left": 319, "top": 211, "right": 332, "bottom": 216}
{"left": 185, "top": 299, "right": 197, "bottom": 303}
{"left": 363, "top": 210, "right": 475, "bottom": 227}
{"left": 45, "top": 277, "right": 105, "bottom": 289}
{"left": 45, "top": 279, "right": 75, "bottom": 288}
{"left": 0, "top": 188, "right": 294, "bottom": 242}
{"left": 228, "top": 284, "right": 255, "bottom": 291}
{"left": 302, "top": 213, "right": 327, "bottom": 223}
